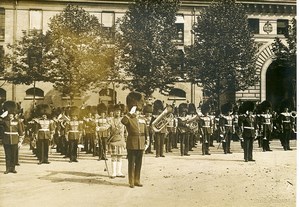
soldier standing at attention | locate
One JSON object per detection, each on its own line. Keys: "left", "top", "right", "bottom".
{"left": 121, "top": 91, "right": 149, "bottom": 188}
{"left": 199, "top": 102, "right": 212, "bottom": 155}
{"left": 0, "top": 101, "right": 24, "bottom": 174}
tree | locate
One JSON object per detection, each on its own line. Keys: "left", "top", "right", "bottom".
{"left": 185, "top": 0, "right": 258, "bottom": 109}
{"left": 271, "top": 18, "right": 296, "bottom": 110}
{"left": 4, "top": 29, "right": 50, "bottom": 84}
{"left": 118, "top": 0, "right": 180, "bottom": 98}
{"left": 45, "top": 4, "right": 112, "bottom": 100}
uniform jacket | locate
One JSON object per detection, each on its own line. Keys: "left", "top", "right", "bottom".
{"left": 239, "top": 115, "right": 257, "bottom": 139}
{"left": 34, "top": 118, "right": 55, "bottom": 139}
{"left": 65, "top": 120, "right": 84, "bottom": 140}
{"left": 121, "top": 113, "right": 148, "bottom": 150}
{"left": 0, "top": 117, "right": 24, "bottom": 145}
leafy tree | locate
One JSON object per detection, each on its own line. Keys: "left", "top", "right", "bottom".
{"left": 118, "top": 0, "right": 180, "bottom": 98}
{"left": 45, "top": 4, "right": 112, "bottom": 98}
{"left": 4, "top": 29, "right": 50, "bottom": 84}
{"left": 185, "top": 0, "right": 258, "bottom": 109}
{"left": 272, "top": 18, "right": 296, "bottom": 110}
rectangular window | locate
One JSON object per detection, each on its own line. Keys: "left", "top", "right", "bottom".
{"left": 101, "top": 12, "right": 115, "bottom": 41}
{"left": 29, "top": 9, "right": 42, "bottom": 35}
{"left": 277, "top": 19, "right": 289, "bottom": 36}
{"left": 0, "top": 8, "right": 5, "bottom": 41}
{"left": 248, "top": 18, "right": 259, "bottom": 34}
{"left": 175, "top": 14, "right": 184, "bottom": 43}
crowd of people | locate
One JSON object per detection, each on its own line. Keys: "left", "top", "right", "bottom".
{"left": 0, "top": 91, "right": 296, "bottom": 188}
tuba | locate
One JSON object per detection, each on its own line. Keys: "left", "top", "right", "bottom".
{"left": 152, "top": 105, "right": 174, "bottom": 133}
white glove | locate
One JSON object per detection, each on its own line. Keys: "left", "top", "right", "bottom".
{"left": 18, "top": 142, "right": 22, "bottom": 148}
{"left": 129, "top": 106, "right": 137, "bottom": 115}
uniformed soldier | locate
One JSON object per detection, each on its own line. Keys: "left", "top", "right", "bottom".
{"left": 0, "top": 101, "right": 24, "bottom": 174}
{"left": 121, "top": 91, "right": 149, "bottom": 188}
{"left": 65, "top": 106, "right": 84, "bottom": 162}
{"left": 95, "top": 103, "right": 110, "bottom": 160}
{"left": 199, "top": 102, "right": 212, "bottom": 155}
{"left": 82, "top": 106, "right": 97, "bottom": 154}
{"left": 177, "top": 103, "right": 190, "bottom": 156}
{"left": 238, "top": 101, "right": 257, "bottom": 162}
{"left": 260, "top": 100, "right": 273, "bottom": 152}
{"left": 187, "top": 103, "right": 198, "bottom": 151}
{"left": 143, "top": 103, "right": 154, "bottom": 154}
{"left": 220, "top": 103, "right": 234, "bottom": 154}
{"left": 34, "top": 104, "right": 55, "bottom": 165}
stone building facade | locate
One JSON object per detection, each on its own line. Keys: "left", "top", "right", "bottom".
{"left": 0, "top": 0, "right": 296, "bottom": 114}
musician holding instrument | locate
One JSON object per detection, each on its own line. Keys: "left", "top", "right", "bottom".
{"left": 121, "top": 91, "right": 149, "bottom": 188}
{"left": 65, "top": 106, "right": 83, "bottom": 163}
{"left": 107, "top": 104, "right": 126, "bottom": 179}
{"left": 177, "top": 103, "right": 190, "bottom": 156}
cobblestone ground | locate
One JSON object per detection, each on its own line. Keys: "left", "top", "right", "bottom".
{"left": 0, "top": 139, "right": 297, "bottom": 207}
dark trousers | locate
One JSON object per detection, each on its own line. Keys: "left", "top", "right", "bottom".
{"left": 155, "top": 133, "right": 165, "bottom": 156}
{"left": 202, "top": 131, "right": 210, "bottom": 155}
{"left": 179, "top": 133, "right": 189, "bottom": 155}
{"left": 282, "top": 129, "right": 292, "bottom": 150}
{"left": 145, "top": 132, "right": 153, "bottom": 153}
{"left": 69, "top": 139, "right": 78, "bottom": 161}
{"left": 127, "top": 149, "right": 143, "bottom": 185}
{"left": 4, "top": 144, "right": 18, "bottom": 172}
{"left": 37, "top": 139, "right": 49, "bottom": 162}
{"left": 84, "top": 133, "right": 94, "bottom": 153}
{"left": 243, "top": 137, "right": 254, "bottom": 161}
{"left": 222, "top": 131, "right": 232, "bottom": 153}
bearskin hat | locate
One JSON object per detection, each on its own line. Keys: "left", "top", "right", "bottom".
{"left": 69, "top": 106, "right": 79, "bottom": 117}
{"left": 90, "top": 105, "right": 98, "bottom": 115}
{"left": 113, "top": 104, "right": 123, "bottom": 112}
{"left": 279, "top": 99, "right": 291, "bottom": 113}
{"left": 108, "top": 104, "right": 115, "bottom": 114}
{"left": 201, "top": 101, "right": 211, "bottom": 115}
{"left": 97, "top": 102, "right": 107, "bottom": 114}
{"left": 2, "top": 101, "right": 18, "bottom": 115}
{"left": 260, "top": 100, "right": 272, "bottom": 113}
{"left": 239, "top": 101, "right": 255, "bottom": 114}
{"left": 35, "top": 104, "right": 52, "bottom": 117}
{"left": 126, "top": 91, "right": 145, "bottom": 111}
{"left": 188, "top": 103, "right": 197, "bottom": 114}
{"left": 178, "top": 103, "right": 188, "bottom": 115}
{"left": 221, "top": 102, "right": 233, "bottom": 115}
{"left": 153, "top": 100, "right": 164, "bottom": 115}
{"left": 143, "top": 104, "right": 153, "bottom": 114}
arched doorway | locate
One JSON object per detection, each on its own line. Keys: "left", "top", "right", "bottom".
{"left": 266, "top": 60, "right": 296, "bottom": 111}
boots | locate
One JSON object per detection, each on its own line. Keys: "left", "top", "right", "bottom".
{"left": 116, "top": 160, "right": 125, "bottom": 178}
{"left": 110, "top": 161, "right": 117, "bottom": 178}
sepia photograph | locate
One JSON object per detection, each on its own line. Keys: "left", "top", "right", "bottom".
{"left": 0, "top": 0, "right": 297, "bottom": 206}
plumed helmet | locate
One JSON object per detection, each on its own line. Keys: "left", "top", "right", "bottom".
{"left": 69, "top": 106, "right": 79, "bottom": 117}
{"left": 221, "top": 102, "right": 233, "bottom": 115}
{"left": 126, "top": 91, "right": 145, "bottom": 111}
{"left": 201, "top": 101, "right": 211, "bottom": 115}
{"left": 143, "top": 104, "right": 153, "bottom": 114}
{"left": 153, "top": 100, "right": 164, "bottom": 115}
{"left": 240, "top": 101, "right": 255, "bottom": 114}
{"left": 260, "top": 100, "right": 272, "bottom": 113}
{"left": 178, "top": 103, "right": 188, "bottom": 115}
{"left": 188, "top": 103, "right": 197, "bottom": 114}
{"left": 2, "top": 101, "right": 18, "bottom": 115}
{"left": 97, "top": 102, "right": 107, "bottom": 114}
{"left": 35, "top": 104, "right": 52, "bottom": 117}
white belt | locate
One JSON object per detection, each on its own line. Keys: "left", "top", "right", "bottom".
{"left": 283, "top": 121, "right": 291, "bottom": 123}
{"left": 69, "top": 130, "right": 80, "bottom": 132}
{"left": 244, "top": 126, "right": 254, "bottom": 129}
{"left": 39, "top": 129, "right": 50, "bottom": 131}
{"left": 4, "top": 132, "right": 18, "bottom": 135}
{"left": 225, "top": 125, "right": 232, "bottom": 127}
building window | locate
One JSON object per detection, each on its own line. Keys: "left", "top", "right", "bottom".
{"left": 0, "top": 8, "right": 4, "bottom": 41}
{"left": 25, "top": 88, "right": 44, "bottom": 100}
{"left": 101, "top": 12, "right": 115, "bottom": 41}
{"left": 168, "top": 88, "right": 186, "bottom": 100}
{"left": 29, "top": 9, "right": 42, "bottom": 35}
{"left": 0, "top": 46, "right": 4, "bottom": 72}
{"left": 175, "top": 14, "right": 184, "bottom": 43}
{"left": 0, "top": 88, "right": 6, "bottom": 105}
{"left": 248, "top": 18, "right": 259, "bottom": 34}
{"left": 277, "top": 19, "right": 289, "bottom": 36}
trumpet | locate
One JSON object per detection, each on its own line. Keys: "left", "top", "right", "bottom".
{"left": 152, "top": 106, "right": 174, "bottom": 133}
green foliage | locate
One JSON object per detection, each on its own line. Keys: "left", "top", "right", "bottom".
{"left": 118, "top": 0, "right": 180, "bottom": 97}
{"left": 46, "top": 4, "right": 112, "bottom": 95}
{"left": 185, "top": 0, "right": 258, "bottom": 105}
{"left": 4, "top": 29, "right": 50, "bottom": 84}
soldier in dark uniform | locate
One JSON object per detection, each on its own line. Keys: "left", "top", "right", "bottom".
{"left": 199, "top": 101, "right": 212, "bottom": 155}
{"left": 0, "top": 101, "right": 24, "bottom": 174}
{"left": 220, "top": 103, "right": 234, "bottom": 154}
{"left": 177, "top": 103, "right": 190, "bottom": 156}
{"left": 34, "top": 104, "right": 55, "bottom": 165}
{"left": 121, "top": 91, "right": 149, "bottom": 188}
{"left": 83, "top": 106, "right": 97, "bottom": 154}
{"left": 187, "top": 103, "right": 198, "bottom": 151}
{"left": 65, "top": 106, "right": 83, "bottom": 162}
{"left": 260, "top": 100, "right": 273, "bottom": 152}
{"left": 278, "top": 100, "right": 294, "bottom": 151}
{"left": 238, "top": 101, "right": 257, "bottom": 162}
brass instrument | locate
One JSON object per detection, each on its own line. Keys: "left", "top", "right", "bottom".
{"left": 152, "top": 106, "right": 174, "bottom": 133}
{"left": 187, "top": 115, "right": 200, "bottom": 133}
{"left": 291, "top": 111, "right": 297, "bottom": 118}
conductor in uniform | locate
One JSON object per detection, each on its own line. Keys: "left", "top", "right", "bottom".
{"left": 121, "top": 91, "right": 149, "bottom": 188}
